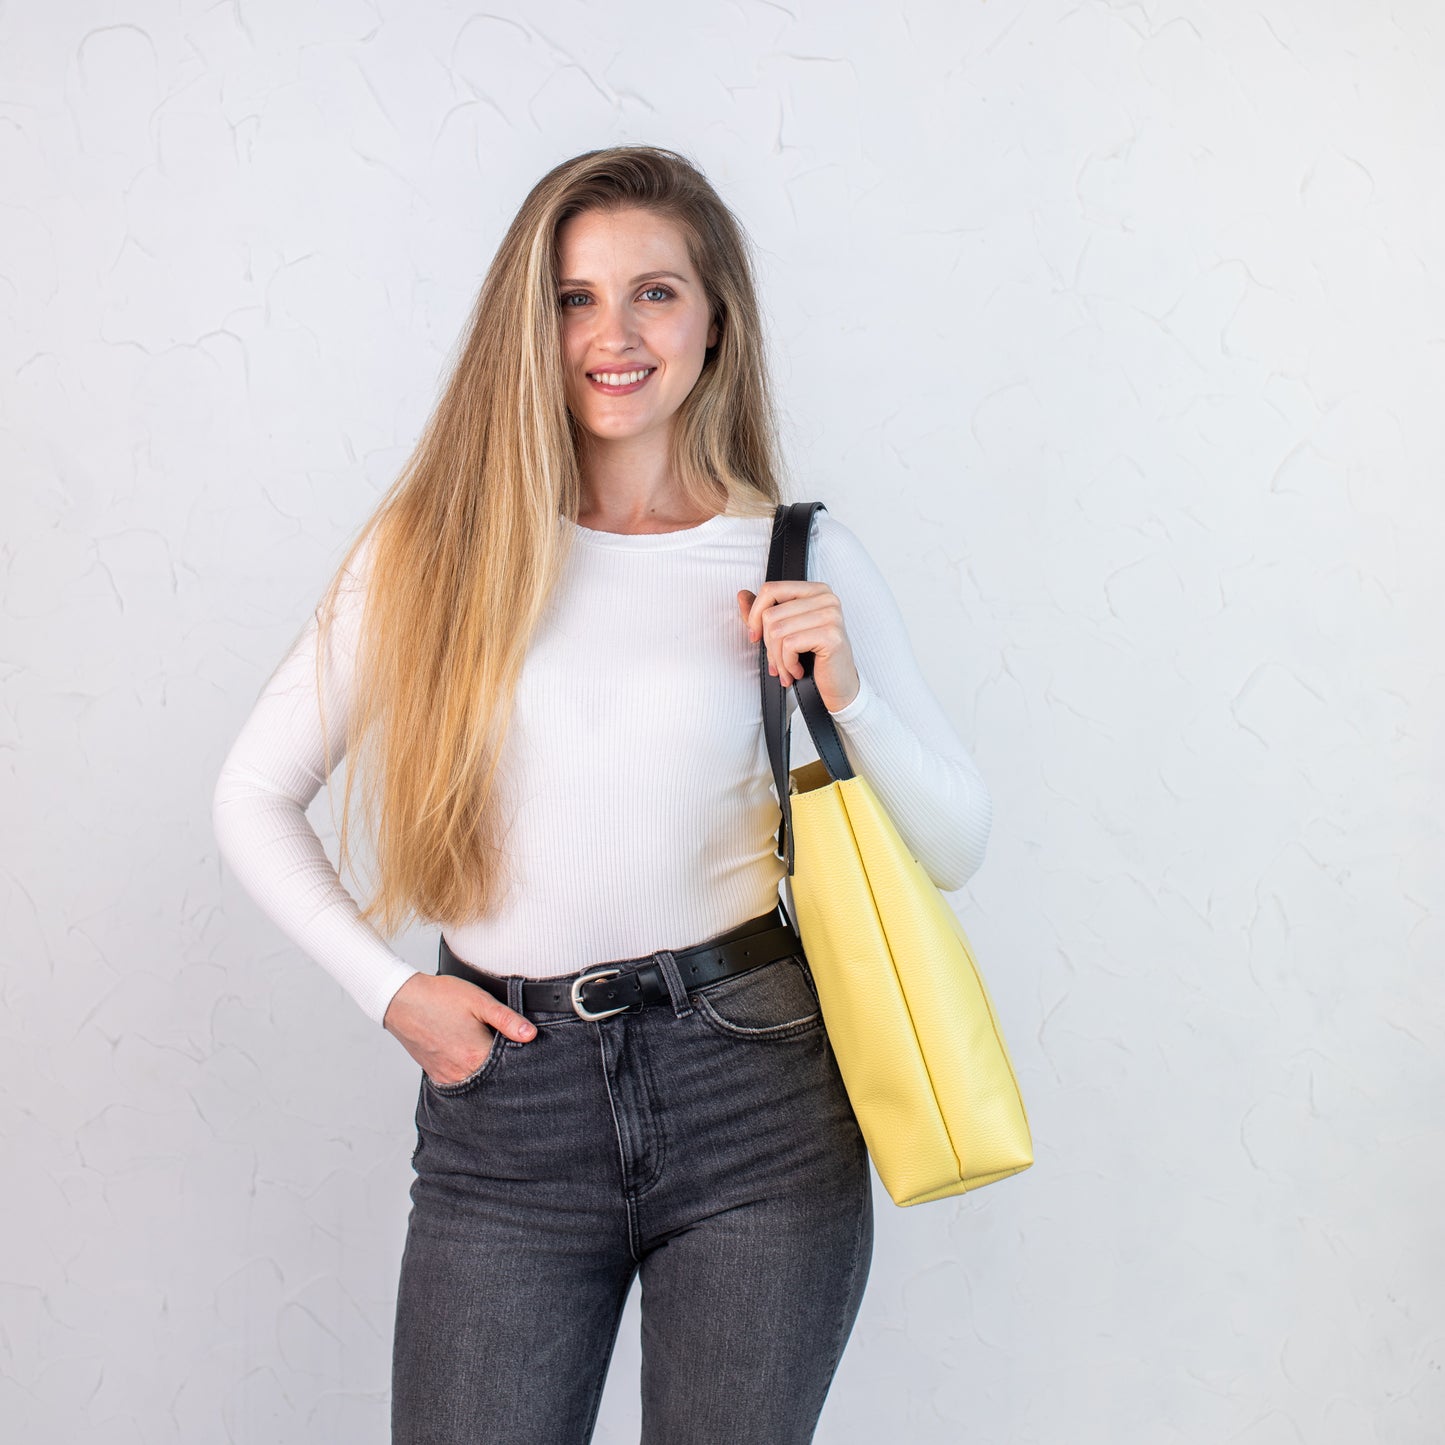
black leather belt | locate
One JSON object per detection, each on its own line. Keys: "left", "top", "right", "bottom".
{"left": 437, "top": 904, "right": 802, "bottom": 1021}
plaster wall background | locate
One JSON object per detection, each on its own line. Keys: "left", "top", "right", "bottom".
{"left": 2, "top": 2, "right": 1440, "bottom": 1440}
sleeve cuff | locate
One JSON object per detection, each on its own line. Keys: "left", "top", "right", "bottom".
{"left": 825, "top": 670, "right": 874, "bottom": 725}
{"left": 364, "top": 962, "right": 426, "bottom": 1030}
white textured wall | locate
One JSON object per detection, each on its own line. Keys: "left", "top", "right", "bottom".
{"left": 3, "top": 2, "right": 1440, "bottom": 1440}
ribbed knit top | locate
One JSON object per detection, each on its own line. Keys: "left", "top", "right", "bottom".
{"left": 211, "top": 508, "right": 993, "bottom": 1027}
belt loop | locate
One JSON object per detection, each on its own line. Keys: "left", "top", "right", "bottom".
{"left": 505, "top": 974, "right": 526, "bottom": 1016}
{"left": 653, "top": 950, "right": 694, "bottom": 1018}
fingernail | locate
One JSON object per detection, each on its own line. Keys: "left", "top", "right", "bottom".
{"left": 519, "top": 1021, "right": 535, "bottom": 1038}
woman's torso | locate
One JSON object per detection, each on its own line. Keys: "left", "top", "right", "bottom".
{"left": 441, "top": 511, "right": 791, "bottom": 977}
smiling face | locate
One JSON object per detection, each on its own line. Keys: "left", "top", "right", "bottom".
{"left": 555, "top": 206, "right": 719, "bottom": 451}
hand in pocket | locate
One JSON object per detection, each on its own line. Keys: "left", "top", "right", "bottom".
{"left": 383, "top": 973, "right": 536, "bottom": 1085}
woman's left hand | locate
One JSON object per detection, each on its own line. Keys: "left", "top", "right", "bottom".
{"left": 737, "top": 583, "right": 861, "bottom": 714}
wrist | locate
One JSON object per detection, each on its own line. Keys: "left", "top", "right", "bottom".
{"left": 824, "top": 670, "right": 871, "bottom": 722}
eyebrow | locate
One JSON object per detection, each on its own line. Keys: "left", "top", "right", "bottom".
{"left": 556, "top": 270, "right": 691, "bottom": 287}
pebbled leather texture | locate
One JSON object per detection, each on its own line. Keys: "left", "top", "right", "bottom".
{"left": 761, "top": 501, "right": 1033, "bottom": 1207}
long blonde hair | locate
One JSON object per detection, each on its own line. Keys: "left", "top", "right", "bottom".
{"left": 308, "top": 145, "right": 790, "bottom": 932}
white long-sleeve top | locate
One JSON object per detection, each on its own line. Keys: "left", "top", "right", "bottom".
{"left": 211, "top": 507, "right": 993, "bottom": 1028}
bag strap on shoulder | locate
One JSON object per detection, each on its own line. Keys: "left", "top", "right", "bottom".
{"left": 761, "top": 501, "right": 855, "bottom": 875}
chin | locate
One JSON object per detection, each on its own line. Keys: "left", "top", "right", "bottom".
{"left": 582, "top": 415, "right": 659, "bottom": 441}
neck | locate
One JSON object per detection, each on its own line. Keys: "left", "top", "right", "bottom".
{"left": 575, "top": 434, "right": 722, "bottom": 530}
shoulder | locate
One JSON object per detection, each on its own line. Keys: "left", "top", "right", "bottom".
{"left": 802, "top": 505, "right": 888, "bottom": 590}
{"left": 341, "top": 526, "right": 380, "bottom": 591}
{"left": 323, "top": 527, "right": 380, "bottom": 617}
{"left": 807, "top": 504, "right": 862, "bottom": 551}
{"left": 303, "top": 528, "right": 378, "bottom": 658}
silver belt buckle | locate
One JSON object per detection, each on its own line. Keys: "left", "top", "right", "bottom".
{"left": 570, "top": 966, "right": 629, "bottom": 1020}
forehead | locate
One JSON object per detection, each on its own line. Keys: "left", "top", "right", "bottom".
{"left": 555, "top": 206, "right": 696, "bottom": 280}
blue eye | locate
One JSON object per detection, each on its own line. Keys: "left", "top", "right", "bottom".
{"left": 557, "top": 285, "right": 674, "bottom": 308}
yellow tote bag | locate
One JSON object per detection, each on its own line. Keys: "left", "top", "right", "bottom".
{"left": 761, "top": 502, "right": 1033, "bottom": 1207}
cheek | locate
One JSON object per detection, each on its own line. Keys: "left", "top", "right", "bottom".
{"left": 659, "top": 312, "right": 711, "bottom": 373}
{"left": 559, "top": 329, "right": 589, "bottom": 400}
{"left": 560, "top": 321, "right": 586, "bottom": 368}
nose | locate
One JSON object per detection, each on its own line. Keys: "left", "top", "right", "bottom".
{"left": 590, "top": 297, "right": 642, "bottom": 353}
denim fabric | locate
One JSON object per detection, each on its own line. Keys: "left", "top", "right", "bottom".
{"left": 391, "top": 925, "right": 874, "bottom": 1444}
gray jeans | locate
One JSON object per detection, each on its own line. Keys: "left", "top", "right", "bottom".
{"left": 391, "top": 916, "right": 874, "bottom": 1443}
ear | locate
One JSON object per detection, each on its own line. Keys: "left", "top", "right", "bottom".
{"left": 707, "top": 317, "right": 720, "bottom": 350}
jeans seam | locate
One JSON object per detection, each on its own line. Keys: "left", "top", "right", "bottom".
{"left": 596, "top": 1022, "right": 644, "bottom": 1264}
{"left": 631, "top": 1021, "right": 667, "bottom": 1199}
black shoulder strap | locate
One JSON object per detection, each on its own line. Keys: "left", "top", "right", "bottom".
{"left": 761, "top": 501, "right": 855, "bottom": 875}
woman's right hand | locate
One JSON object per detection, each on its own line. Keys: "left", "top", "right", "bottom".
{"left": 382, "top": 973, "right": 536, "bottom": 1086}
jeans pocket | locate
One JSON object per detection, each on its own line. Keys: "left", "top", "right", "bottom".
{"left": 422, "top": 1025, "right": 511, "bottom": 1096}
{"left": 690, "top": 952, "right": 824, "bottom": 1040}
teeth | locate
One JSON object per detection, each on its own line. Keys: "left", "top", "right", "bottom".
{"left": 590, "top": 368, "right": 653, "bottom": 386}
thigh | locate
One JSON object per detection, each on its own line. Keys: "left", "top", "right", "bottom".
{"left": 391, "top": 1025, "right": 637, "bottom": 1445}
{"left": 637, "top": 956, "right": 876, "bottom": 1444}
{"left": 637, "top": 1178, "right": 873, "bottom": 1445}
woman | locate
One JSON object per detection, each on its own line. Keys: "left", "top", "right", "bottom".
{"left": 212, "top": 145, "right": 993, "bottom": 1444}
